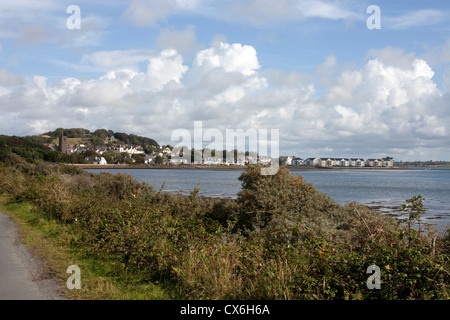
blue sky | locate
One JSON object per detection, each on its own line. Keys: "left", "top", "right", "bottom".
{"left": 1, "top": 0, "right": 450, "bottom": 160}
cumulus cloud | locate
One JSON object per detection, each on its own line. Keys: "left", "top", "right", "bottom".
{"left": 444, "top": 68, "right": 450, "bottom": 92}
{"left": 80, "top": 49, "right": 154, "bottom": 72}
{"left": 0, "top": 69, "right": 25, "bottom": 87}
{"left": 366, "top": 47, "right": 417, "bottom": 70}
{"left": 0, "top": 42, "right": 449, "bottom": 160}
{"left": 422, "top": 38, "right": 450, "bottom": 67}
{"left": 191, "top": 42, "right": 260, "bottom": 76}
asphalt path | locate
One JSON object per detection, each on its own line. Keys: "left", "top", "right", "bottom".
{"left": 0, "top": 210, "right": 65, "bottom": 300}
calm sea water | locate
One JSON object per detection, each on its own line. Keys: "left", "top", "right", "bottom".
{"left": 85, "top": 168, "right": 450, "bottom": 233}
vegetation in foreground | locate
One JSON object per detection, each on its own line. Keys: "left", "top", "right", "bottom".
{"left": 0, "top": 151, "right": 448, "bottom": 300}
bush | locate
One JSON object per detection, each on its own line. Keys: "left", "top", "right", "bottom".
{"left": 0, "top": 160, "right": 448, "bottom": 300}
{"left": 211, "top": 165, "right": 399, "bottom": 246}
{"left": 92, "top": 172, "right": 154, "bottom": 200}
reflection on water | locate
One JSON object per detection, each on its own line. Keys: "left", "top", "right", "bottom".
{"left": 86, "top": 168, "right": 450, "bottom": 233}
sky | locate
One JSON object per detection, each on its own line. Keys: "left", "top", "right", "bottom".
{"left": 1, "top": 0, "right": 450, "bottom": 161}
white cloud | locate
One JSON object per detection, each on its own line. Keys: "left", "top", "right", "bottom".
{"left": 384, "top": 9, "right": 447, "bottom": 30}
{"left": 121, "top": 0, "right": 363, "bottom": 28}
{"left": 18, "top": 24, "right": 49, "bottom": 45}
{"left": 421, "top": 38, "right": 450, "bottom": 66}
{"left": 444, "top": 68, "right": 450, "bottom": 92}
{"left": 122, "top": 0, "right": 178, "bottom": 27}
{"left": 0, "top": 0, "right": 56, "bottom": 17}
{"left": 145, "top": 49, "right": 189, "bottom": 90}
{"left": 0, "top": 1, "right": 111, "bottom": 47}
{"left": 192, "top": 42, "right": 260, "bottom": 76}
{"left": 175, "top": 0, "right": 202, "bottom": 10}
{"left": 366, "top": 47, "right": 417, "bottom": 70}
{"left": 297, "top": 0, "right": 357, "bottom": 20}
{"left": 220, "top": 0, "right": 363, "bottom": 27}
{"left": 80, "top": 49, "right": 154, "bottom": 72}
{"left": 157, "top": 25, "right": 202, "bottom": 59}
{"left": 1, "top": 43, "right": 449, "bottom": 160}
{"left": 317, "top": 54, "right": 338, "bottom": 74}
{"left": 0, "top": 69, "right": 25, "bottom": 87}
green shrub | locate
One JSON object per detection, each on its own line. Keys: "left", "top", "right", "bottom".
{"left": 0, "top": 160, "right": 448, "bottom": 300}
{"left": 92, "top": 172, "right": 154, "bottom": 200}
{"left": 211, "top": 165, "right": 398, "bottom": 246}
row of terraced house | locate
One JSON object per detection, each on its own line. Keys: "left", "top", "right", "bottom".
{"left": 283, "top": 156, "right": 394, "bottom": 168}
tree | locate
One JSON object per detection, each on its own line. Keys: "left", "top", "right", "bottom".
{"left": 84, "top": 150, "right": 99, "bottom": 158}
{"left": 0, "top": 139, "right": 11, "bottom": 161}
{"left": 132, "top": 154, "right": 145, "bottom": 164}
{"left": 102, "top": 152, "right": 114, "bottom": 164}
{"left": 145, "top": 145, "right": 156, "bottom": 154}
{"left": 114, "top": 132, "right": 129, "bottom": 143}
{"left": 44, "top": 151, "right": 59, "bottom": 162}
{"left": 93, "top": 129, "right": 109, "bottom": 139}
{"left": 115, "top": 153, "right": 124, "bottom": 164}
{"left": 155, "top": 155, "right": 164, "bottom": 165}
{"left": 91, "top": 136, "right": 104, "bottom": 146}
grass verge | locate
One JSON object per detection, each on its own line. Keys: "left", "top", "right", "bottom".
{"left": 0, "top": 195, "right": 172, "bottom": 300}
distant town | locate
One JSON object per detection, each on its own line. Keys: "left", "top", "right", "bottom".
{"left": 279, "top": 156, "right": 394, "bottom": 168}
{"left": 48, "top": 134, "right": 395, "bottom": 168}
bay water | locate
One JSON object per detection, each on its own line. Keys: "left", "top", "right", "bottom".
{"left": 86, "top": 167, "right": 450, "bottom": 233}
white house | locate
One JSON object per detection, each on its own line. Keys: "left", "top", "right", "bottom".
{"left": 374, "top": 159, "right": 383, "bottom": 167}
{"left": 279, "top": 156, "right": 294, "bottom": 166}
{"left": 382, "top": 157, "right": 394, "bottom": 167}
{"left": 365, "top": 159, "right": 377, "bottom": 167}
{"left": 84, "top": 156, "right": 107, "bottom": 165}
{"left": 117, "top": 145, "right": 145, "bottom": 155}
{"left": 349, "top": 158, "right": 365, "bottom": 167}
{"left": 305, "top": 158, "right": 320, "bottom": 167}
{"left": 160, "top": 146, "right": 172, "bottom": 154}
{"left": 203, "top": 157, "right": 222, "bottom": 165}
{"left": 319, "top": 158, "right": 336, "bottom": 167}
{"left": 336, "top": 158, "right": 350, "bottom": 167}
{"left": 170, "top": 158, "right": 188, "bottom": 165}
{"left": 144, "top": 155, "right": 155, "bottom": 165}
{"left": 292, "top": 157, "right": 304, "bottom": 166}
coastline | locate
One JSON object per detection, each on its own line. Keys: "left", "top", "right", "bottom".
{"left": 71, "top": 163, "right": 409, "bottom": 171}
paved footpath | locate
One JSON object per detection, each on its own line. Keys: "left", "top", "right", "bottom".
{"left": 0, "top": 210, "right": 65, "bottom": 300}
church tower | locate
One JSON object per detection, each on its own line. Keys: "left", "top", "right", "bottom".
{"left": 59, "top": 134, "right": 68, "bottom": 154}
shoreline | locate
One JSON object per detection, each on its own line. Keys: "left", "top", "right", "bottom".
{"left": 71, "top": 164, "right": 409, "bottom": 171}
{"left": 74, "top": 163, "right": 449, "bottom": 233}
